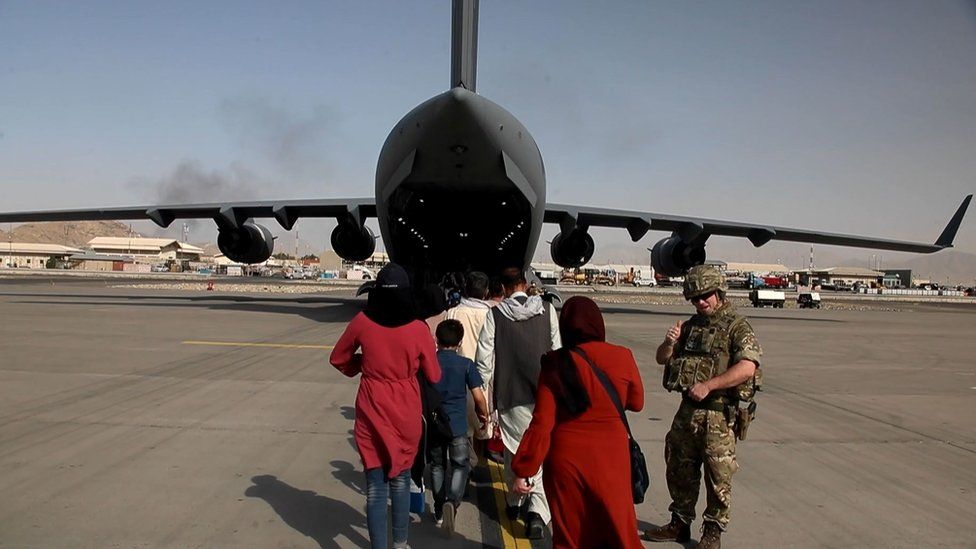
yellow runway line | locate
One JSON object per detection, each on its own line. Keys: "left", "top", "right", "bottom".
{"left": 487, "top": 459, "right": 528, "bottom": 549}
{"left": 182, "top": 340, "right": 333, "bottom": 350}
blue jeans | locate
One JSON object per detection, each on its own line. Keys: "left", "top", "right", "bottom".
{"left": 429, "top": 436, "right": 471, "bottom": 513}
{"left": 365, "top": 468, "right": 410, "bottom": 549}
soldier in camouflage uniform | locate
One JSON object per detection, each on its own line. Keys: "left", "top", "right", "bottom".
{"left": 643, "top": 265, "right": 762, "bottom": 549}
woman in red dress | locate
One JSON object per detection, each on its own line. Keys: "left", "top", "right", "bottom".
{"left": 330, "top": 263, "right": 440, "bottom": 549}
{"left": 512, "top": 296, "right": 644, "bottom": 549}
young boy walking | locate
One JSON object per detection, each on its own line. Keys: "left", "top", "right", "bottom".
{"left": 430, "top": 319, "right": 489, "bottom": 536}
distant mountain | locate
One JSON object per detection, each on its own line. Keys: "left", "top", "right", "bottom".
{"left": 0, "top": 221, "right": 142, "bottom": 248}
{"left": 527, "top": 234, "right": 976, "bottom": 285}
{"left": 891, "top": 250, "right": 976, "bottom": 285}
{"left": 199, "top": 242, "right": 221, "bottom": 257}
{"left": 785, "top": 250, "right": 976, "bottom": 285}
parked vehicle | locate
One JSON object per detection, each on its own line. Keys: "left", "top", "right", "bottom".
{"left": 345, "top": 265, "right": 375, "bottom": 280}
{"left": 633, "top": 276, "right": 656, "bottom": 287}
{"left": 726, "top": 276, "right": 749, "bottom": 289}
{"left": 559, "top": 267, "right": 616, "bottom": 285}
{"left": 749, "top": 289, "right": 786, "bottom": 308}
{"left": 590, "top": 268, "right": 617, "bottom": 286}
{"left": 655, "top": 274, "right": 685, "bottom": 287}
{"left": 797, "top": 292, "right": 822, "bottom": 309}
{"left": 746, "top": 273, "right": 789, "bottom": 289}
{"left": 532, "top": 269, "right": 559, "bottom": 285}
{"left": 559, "top": 271, "right": 580, "bottom": 285}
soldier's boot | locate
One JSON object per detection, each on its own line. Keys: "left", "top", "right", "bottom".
{"left": 642, "top": 515, "right": 691, "bottom": 542}
{"left": 695, "top": 522, "right": 722, "bottom": 549}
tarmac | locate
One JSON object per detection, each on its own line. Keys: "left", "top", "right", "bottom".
{"left": 0, "top": 276, "right": 974, "bottom": 548}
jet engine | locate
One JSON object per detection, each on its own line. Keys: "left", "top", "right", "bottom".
{"left": 217, "top": 222, "right": 275, "bottom": 264}
{"left": 331, "top": 222, "right": 376, "bottom": 262}
{"left": 550, "top": 229, "right": 594, "bottom": 268}
{"left": 651, "top": 236, "right": 706, "bottom": 277}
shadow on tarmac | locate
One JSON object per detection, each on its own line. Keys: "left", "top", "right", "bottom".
{"left": 3, "top": 294, "right": 363, "bottom": 323}
{"left": 245, "top": 474, "right": 370, "bottom": 549}
{"left": 597, "top": 304, "right": 843, "bottom": 323}
{"left": 0, "top": 290, "right": 362, "bottom": 305}
{"left": 4, "top": 292, "right": 843, "bottom": 325}
{"left": 247, "top": 473, "right": 487, "bottom": 549}
{"left": 331, "top": 459, "right": 366, "bottom": 496}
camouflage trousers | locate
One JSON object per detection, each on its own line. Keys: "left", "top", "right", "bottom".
{"left": 665, "top": 403, "right": 738, "bottom": 530}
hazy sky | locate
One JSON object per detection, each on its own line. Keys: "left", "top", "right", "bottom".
{"left": 2, "top": 1, "right": 974, "bottom": 266}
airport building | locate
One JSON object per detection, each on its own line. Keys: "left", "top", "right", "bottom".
{"left": 360, "top": 251, "right": 390, "bottom": 271}
{"left": 66, "top": 252, "right": 139, "bottom": 272}
{"left": 319, "top": 250, "right": 342, "bottom": 271}
{"left": 803, "top": 267, "right": 884, "bottom": 287}
{"left": 87, "top": 237, "right": 204, "bottom": 262}
{"left": 722, "top": 262, "right": 791, "bottom": 275}
{"left": 213, "top": 254, "right": 245, "bottom": 267}
{"left": 882, "top": 269, "right": 914, "bottom": 289}
{"left": 1, "top": 242, "right": 82, "bottom": 269}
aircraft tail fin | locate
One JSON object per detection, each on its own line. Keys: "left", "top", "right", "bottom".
{"left": 451, "top": 0, "right": 479, "bottom": 92}
{"left": 935, "top": 194, "right": 972, "bottom": 248}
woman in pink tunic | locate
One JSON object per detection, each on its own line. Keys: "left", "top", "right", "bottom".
{"left": 330, "top": 264, "right": 440, "bottom": 549}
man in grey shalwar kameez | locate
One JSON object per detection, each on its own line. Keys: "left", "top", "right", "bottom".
{"left": 476, "top": 267, "right": 560, "bottom": 540}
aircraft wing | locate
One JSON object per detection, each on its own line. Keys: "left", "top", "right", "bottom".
{"left": 0, "top": 198, "right": 377, "bottom": 230}
{"left": 544, "top": 194, "right": 972, "bottom": 254}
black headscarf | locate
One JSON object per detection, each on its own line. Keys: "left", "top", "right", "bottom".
{"left": 551, "top": 296, "right": 607, "bottom": 417}
{"left": 415, "top": 283, "right": 448, "bottom": 320}
{"left": 363, "top": 263, "right": 417, "bottom": 328}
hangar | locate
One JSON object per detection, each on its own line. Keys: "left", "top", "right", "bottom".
{"left": 804, "top": 267, "right": 884, "bottom": 288}
{"left": 87, "top": 237, "right": 204, "bottom": 262}
{"left": 67, "top": 252, "right": 137, "bottom": 272}
{"left": 722, "top": 262, "right": 792, "bottom": 275}
{"left": 1, "top": 242, "right": 81, "bottom": 269}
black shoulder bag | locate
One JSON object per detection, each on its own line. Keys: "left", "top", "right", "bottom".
{"left": 570, "top": 348, "right": 650, "bottom": 504}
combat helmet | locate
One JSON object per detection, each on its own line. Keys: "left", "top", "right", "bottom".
{"left": 683, "top": 264, "right": 727, "bottom": 300}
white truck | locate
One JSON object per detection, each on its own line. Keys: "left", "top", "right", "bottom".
{"left": 749, "top": 289, "right": 786, "bottom": 308}
{"left": 344, "top": 265, "right": 376, "bottom": 280}
{"left": 632, "top": 275, "right": 656, "bottom": 287}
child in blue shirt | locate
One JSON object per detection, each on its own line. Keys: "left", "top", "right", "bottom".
{"left": 430, "top": 319, "right": 489, "bottom": 536}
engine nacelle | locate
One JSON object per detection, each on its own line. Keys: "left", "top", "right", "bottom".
{"left": 651, "top": 237, "right": 706, "bottom": 277}
{"left": 331, "top": 223, "right": 376, "bottom": 262}
{"left": 550, "top": 230, "right": 595, "bottom": 268}
{"left": 217, "top": 222, "right": 275, "bottom": 264}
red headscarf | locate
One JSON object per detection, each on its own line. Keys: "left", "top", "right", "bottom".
{"left": 559, "top": 296, "right": 606, "bottom": 348}
{"left": 550, "top": 296, "right": 606, "bottom": 417}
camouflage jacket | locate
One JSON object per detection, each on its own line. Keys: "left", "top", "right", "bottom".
{"left": 664, "top": 301, "right": 763, "bottom": 400}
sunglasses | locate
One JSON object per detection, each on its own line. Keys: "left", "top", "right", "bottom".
{"left": 689, "top": 291, "right": 717, "bottom": 303}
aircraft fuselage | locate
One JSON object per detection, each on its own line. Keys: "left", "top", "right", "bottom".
{"left": 374, "top": 87, "right": 546, "bottom": 280}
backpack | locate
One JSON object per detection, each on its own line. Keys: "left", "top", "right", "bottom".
{"left": 417, "top": 372, "right": 453, "bottom": 445}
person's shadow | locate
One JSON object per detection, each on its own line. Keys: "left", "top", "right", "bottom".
{"left": 245, "top": 474, "right": 369, "bottom": 548}
{"left": 330, "top": 459, "right": 366, "bottom": 495}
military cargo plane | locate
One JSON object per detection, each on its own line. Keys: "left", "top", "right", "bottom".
{"left": 0, "top": 0, "right": 970, "bottom": 283}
